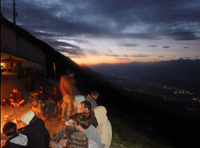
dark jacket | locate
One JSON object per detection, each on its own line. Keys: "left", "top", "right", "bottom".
{"left": 21, "top": 116, "right": 50, "bottom": 148}
{"left": 2, "top": 133, "right": 28, "bottom": 148}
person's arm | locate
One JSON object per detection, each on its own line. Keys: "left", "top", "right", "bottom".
{"left": 19, "top": 99, "right": 25, "bottom": 105}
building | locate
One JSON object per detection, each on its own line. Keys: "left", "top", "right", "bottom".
{"left": 1, "top": 13, "right": 77, "bottom": 78}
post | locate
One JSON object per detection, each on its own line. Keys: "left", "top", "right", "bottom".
{"left": 13, "top": 0, "right": 16, "bottom": 25}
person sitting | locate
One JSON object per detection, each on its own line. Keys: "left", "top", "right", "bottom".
{"left": 73, "top": 113, "right": 103, "bottom": 148}
{"left": 50, "top": 132, "right": 99, "bottom": 148}
{"left": 86, "top": 90, "right": 99, "bottom": 110}
{"left": 20, "top": 111, "right": 50, "bottom": 148}
{"left": 94, "top": 106, "right": 112, "bottom": 148}
{"left": 79, "top": 100, "right": 98, "bottom": 128}
{"left": 54, "top": 101, "right": 98, "bottom": 142}
{"left": 67, "top": 132, "right": 99, "bottom": 148}
{"left": 2, "top": 122, "right": 28, "bottom": 148}
{"left": 36, "top": 86, "right": 53, "bottom": 119}
{"left": 9, "top": 88, "right": 25, "bottom": 107}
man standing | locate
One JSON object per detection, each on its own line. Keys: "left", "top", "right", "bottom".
{"left": 59, "top": 70, "right": 79, "bottom": 120}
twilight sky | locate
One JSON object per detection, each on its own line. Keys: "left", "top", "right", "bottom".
{"left": 2, "top": 0, "right": 200, "bottom": 65}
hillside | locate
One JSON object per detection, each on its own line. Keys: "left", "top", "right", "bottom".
{"left": 89, "top": 59, "right": 200, "bottom": 94}
{"left": 87, "top": 59, "right": 200, "bottom": 147}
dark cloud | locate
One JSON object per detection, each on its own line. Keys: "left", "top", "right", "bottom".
{"left": 168, "top": 30, "right": 199, "bottom": 40}
{"left": 57, "top": 47, "right": 84, "bottom": 56}
{"left": 131, "top": 54, "right": 149, "bottom": 57}
{"left": 106, "top": 54, "right": 121, "bottom": 57}
{"left": 120, "top": 44, "right": 139, "bottom": 47}
{"left": 162, "top": 46, "right": 170, "bottom": 48}
{"left": 48, "top": 40, "right": 80, "bottom": 49}
{"left": 1, "top": 0, "right": 200, "bottom": 61}
{"left": 147, "top": 45, "right": 159, "bottom": 47}
{"left": 158, "top": 56, "right": 164, "bottom": 58}
{"left": 2, "top": 0, "right": 200, "bottom": 40}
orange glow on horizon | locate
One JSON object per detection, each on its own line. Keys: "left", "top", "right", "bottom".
{"left": 60, "top": 51, "right": 197, "bottom": 66}
{"left": 70, "top": 55, "right": 173, "bottom": 66}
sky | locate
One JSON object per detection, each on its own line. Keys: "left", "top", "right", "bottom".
{"left": 1, "top": 0, "right": 200, "bottom": 66}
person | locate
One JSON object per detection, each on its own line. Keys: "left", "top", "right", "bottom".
{"left": 59, "top": 70, "right": 80, "bottom": 120}
{"left": 67, "top": 132, "right": 99, "bottom": 148}
{"left": 50, "top": 132, "right": 99, "bottom": 148}
{"left": 20, "top": 111, "right": 50, "bottom": 148}
{"left": 79, "top": 100, "right": 98, "bottom": 128}
{"left": 37, "top": 86, "right": 53, "bottom": 118}
{"left": 51, "top": 86, "right": 62, "bottom": 116}
{"left": 94, "top": 106, "right": 112, "bottom": 148}
{"left": 2, "top": 122, "right": 28, "bottom": 148}
{"left": 54, "top": 101, "right": 98, "bottom": 142}
{"left": 67, "top": 132, "right": 88, "bottom": 148}
{"left": 74, "top": 95, "right": 85, "bottom": 113}
{"left": 9, "top": 88, "right": 25, "bottom": 107}
{"left": 73, "top": 113, "right": 103, "bottom": 148}
{"left": 86, "top": 90, "right": 99, "bottom": 110}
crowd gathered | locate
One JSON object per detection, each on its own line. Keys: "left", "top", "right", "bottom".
{"left": 1, "top": 70, "right": 112, "bottom": 148}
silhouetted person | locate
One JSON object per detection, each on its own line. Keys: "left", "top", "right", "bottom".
{"left": 86, "top": 90, "right": 99, "bottom": 110}
{"left": 21, "top": 111, "right": 50, "bottom": 148}
{"left": 9, "top": 88, "right": 25, "bottom": 107}
{"left": 2, "top": 122, "right": 28, "bottom": 148}
{"left": 59, "top": 70, "right": 80, "bottom": 120}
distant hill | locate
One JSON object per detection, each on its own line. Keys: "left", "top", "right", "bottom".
{"left": 89, "top": 59, "right": 200, "bottom": 94}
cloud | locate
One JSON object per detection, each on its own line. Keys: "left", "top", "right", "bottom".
{"left": 162, "top": 46, "right": 170, "bottom": 48}
{"left": 48, "top": 40, "right": 80, "bottom": 49}
{"left": 58, "top": 47, "right": 84, "bottom": 56}
{"left": 147, "top": 45, "right": 159, "bottom": 47}
{"left": 120, "top": 44, "right": 139, "bottom": 47}
{"left": 117, "top": 58, "right": 130, "bottom": 60}
{"left": 1, "top": 0, "right": 200, "bottom": 64}
{"left": 2, "top": 0, "right": 200, "bottom": 41}
{"left": 168, "top": 30, "right": 199, "bottom": 40}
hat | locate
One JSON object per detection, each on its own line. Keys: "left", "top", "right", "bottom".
{"left": 67, "top": 132, "right": 88, "bottom": 148}
{"left": 21, "top": 111, "right": 35, "bottom": 125}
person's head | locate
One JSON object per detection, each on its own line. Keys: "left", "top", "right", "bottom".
{"left": 79, "top": 101, "right": 91, "bottom": 114}
{"left": 3, "top": 122, "right": 17, "bottom": 137}
{"left": 21, "top": 111, "right": 35, "bottom": 125}
{"left": 73, "top": 113, "right": 90, "bottom": 132}
{"left": 67, "top": 132, "right": 88, "bottom": 148}
{"left": 91, "top": 91, "right": 99, "bottom": 99}
{"left": 66, "top": 69, "right": 74, "bottom": 78}
{"left": 12, "top": 88, "right": 18, "bottom": 93}
{"left": 37, "top": 85, "right": 44, "bottom": 93}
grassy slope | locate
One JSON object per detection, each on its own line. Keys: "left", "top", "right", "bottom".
{"left": 107, "top": 107, "right": 174, "bottom": 148}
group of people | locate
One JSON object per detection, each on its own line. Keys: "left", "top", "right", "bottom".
{"left": 30, "top": 85, "right": 62, "bottom": 120}
{"left": 1, "top": 88, "right": 26, "bottom": 107}
{"left": 2, "top": 70, "right": 113, "bottom": 148}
